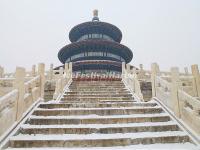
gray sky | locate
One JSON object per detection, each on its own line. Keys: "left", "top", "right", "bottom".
{"left": 0, "top": 0, "right": 200, "bottom": 73}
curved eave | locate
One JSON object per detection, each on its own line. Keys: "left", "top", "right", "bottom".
{"left": 69, "top": 21, "right": 122, "bottom": 43}
{"left": 58, "top": 39, "right": 133, "bottom": 64}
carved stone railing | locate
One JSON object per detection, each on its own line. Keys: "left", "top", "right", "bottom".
{"left": 0, "top": 63, "right": 45, "bottom": 137}
{"left": 122, "top": 62, "right": 143, "bottom": 100}
{"left": 178, "top": 90, "right": 200, "bottom": 135}
{"left": 151, "top": 63, "right": 200, "bottom": 135}
{"left": 53, "top": 63, "right": 72, "bottom": 100}
{"left": 155, "top": 76, "right": 172, "bottom": 110}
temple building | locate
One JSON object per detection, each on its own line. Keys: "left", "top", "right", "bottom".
{"left": 58, "top": 10, "right": 133, "bottom": 73}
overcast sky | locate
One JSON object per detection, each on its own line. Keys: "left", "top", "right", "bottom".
{"left": 0, "top": 0, "right": 200, "bottom": 73}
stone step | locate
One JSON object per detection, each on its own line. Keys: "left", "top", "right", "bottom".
{"left": 68, "top": 89, "right": 128, "bottom": 92}
{"left": 61, "top": 97, "right": 133, "bottom": 102}
{"left": 70, "top": 84, "right": 124, "bottom": 87}
{"left": 65, "top": 91, "right": 130, "bottom": 95}
{"left": 5, "top": 143, "right": 198, "bottom": 150}
{"left": 63, "top": 94, "right": 132, "bottom": 97}
{"left": 59, "top": 100, "right": 137, "bottom": 103}
{"left": 9, "top": 131, "right": 189, "bottom": 148}
{"left": 69, "top": 85, "right": 125, "bottom": 89}
{"left": 64, "top": 91, "right": 131, "bottom": 95}
{"left": 38, "top": 102, "right": 157, "bottom": 109}
{"left": 20, "top": 121, "right": 179, "bottom": 134}
{"left": 71, "top": 81, "right": 123, "bottom": 84}
{"left": 69, "top": 87, "right": 126, "bottom": 90}
{"left": 27, "top": 113, "right": 171, "bottom": 125}
{"left": 70, "top": 82, "right": 124, "bottom": 85}
{"left": 32, "top": 106, "right": 163, "bottom": 116}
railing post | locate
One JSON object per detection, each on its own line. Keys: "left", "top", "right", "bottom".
{"left": 0, "top": 66, "right": 4, "bottom": 78}
{"left": 69, "top": 62, "right": 72, "bottom": 79}
{"left": 31, "top": 65, "right": 36, "bottom": 77}
{"left": 64, "top": 63, "right": 69, "bottom": 84}
{"left": 59, "top": 67, "right": 64, "bottom": 89}
{"left": 132, "top": 68, "right": 137, "bottom": 92}
{"left": 49, "top": 64, "right": 54, "bottom": 80}
{"left": 170, "top": 67, "right": 181, "bottom": 118}
{"left": 184, "top": 67, "right": 189, "bottom": 75}
{"left": 14, "top": 67, "right": 25, "bottom": 121}
{"left": 122, "top": 62, "right": 126, "bottom": 78}
{"left": 126, "top": 64, "right": 131, "bottom": 74}
{"left": 151, "top": 63, "right": 159, "bottom": 97}
{"left": 191, "top": 64, "right": 200, "bottom": 97}
{"left": 53, "top": 79, "right": 61, "bottom": 100}
{"left": 38, "top": 63, "right": 45, "bottom": 98}
{"left": 65, "top": 63, "right": 69, "bottom": 75}
{"left": 138, "top": 64, "right": 145, "bottom": 79}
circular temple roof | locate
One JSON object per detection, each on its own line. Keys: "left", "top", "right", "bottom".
{"left": 58, "top": 39, "right": 133, "bottom": 64}
{"left": 69, "top": 21, "right": 122, "bottom": 43}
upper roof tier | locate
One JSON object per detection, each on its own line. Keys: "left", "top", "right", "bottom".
{"left": 69, "top": 10, "right": 122, "bottom": 43}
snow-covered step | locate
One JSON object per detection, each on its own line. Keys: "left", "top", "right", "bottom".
{"left": 20, "top": 121, "right": 179, "bottom": 134}
{"left": 9, "top": 131, "right": 190, "bottom": 148}
{"left": 59, "top": 100, "right": 137, "bottom": 104}
{"left": 70, "top": 86, "right": 126, "bottom": 91}
{"left": 38, "top": 102, "right": 157, "bottom": 109}
{"left": 61, "top": 97, "right": 133, "bottom": 102}
{"left": 63, "top": 94, "right": 132, "bottom": 97}
{"left": 27, "top": 113, "right": 171, "bottom": 125}
{"left": 5, "top": 143, "right": 198, "bottom": 150}
{"left": 69, "top": 85, "right": 125, "bottom": 88}
{"left": 67, "top": 89, "right": 128, "bottom": 92}
{"left": 65, "top": 91, "right": 130, "bottom": 94}
{"left": 32, "top": 106, "right": 163, "bottom": 116}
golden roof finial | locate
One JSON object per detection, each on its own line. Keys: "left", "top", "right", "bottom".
{"left": 93, "top": 9, "right": 98, "bottom": 17}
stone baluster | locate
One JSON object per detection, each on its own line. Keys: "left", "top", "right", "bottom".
{"left": 191, "top": 64, "right": 200, "bottom": 97}
{"left": 69, "top": 62, "right": 72, "bottom": 79}
{"left": 59, "top": 67, "right": 64, "bottom": 89}
{"left": 53, "top": 79, "right": 61, "bottom": 100}
{"left": 53, "top": 67, "right": 63, "bottom": 100}
{"left": 49, "top": 64, "right": 54, "bottom": 80}
{"left": 14, "top": 67, "right": 25, "bottom": 120}
{"left": 122, "top": 62, "right": 126, "bottom": 78}
{"left": 170, "top": 67, "right": 181, "bottom": 118}
{"left": 151, "top": 63, "right": 159, "bottom": 97}
{"left": 38, "top": 63, "right": 45, "bottom": 98}
{"left": 184, "top": 67, "right": 189, "bottom": 75}
{"left": 126, "top": 64, "right": 131, "bottom": 74}
{"left": 65, "top": 63, "right": 69, "bottom": 75}
{"left": 31, "top": 65, "right": 36, "bottom": 77}
{"left": 138, "top": 64, "right": 145, "bottom": 79}
{"left": 0, "top": 66, "right": 4, "bottom": 78}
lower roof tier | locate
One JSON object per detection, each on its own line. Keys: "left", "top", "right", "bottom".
{"left": 58, "top": 39, "right": 133, "bottom": 64}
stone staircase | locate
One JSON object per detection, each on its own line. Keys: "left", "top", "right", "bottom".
{"left": 3, "top": 80, "right": 198, "bottom": 149}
